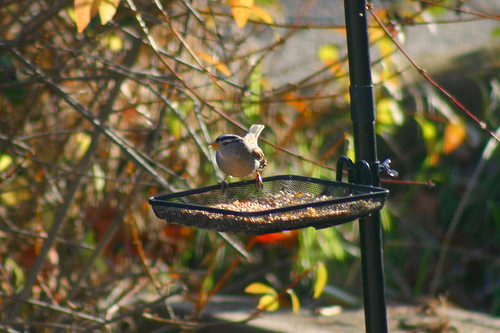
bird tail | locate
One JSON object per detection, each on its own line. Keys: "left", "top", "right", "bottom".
{"left": 246, "top": 124, "right": 265, "bottom": 140}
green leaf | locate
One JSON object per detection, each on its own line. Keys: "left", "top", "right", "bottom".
{"left": 244, "top": 61, "right": 262, "bottom": 122}
{"left": 317, "top": 228, "right": 345, "bottom": 261}
{"left": 380, "top": 206, "right": 392, "bottom": 231}
{"left": 0, "top": 55, "right": 26, "bottom": 104}
{"left": 5, "top": 257, "right": 25, "bottom": 292}
{"left": 492, "top": 26, "right": 500, "bottom": 38}
{"left": 415, "top": 116, "right": 437, "bottom": 156}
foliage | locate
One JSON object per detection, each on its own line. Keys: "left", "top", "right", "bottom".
{"left": 0, "top": 0, "right": 500, "bottom": 331}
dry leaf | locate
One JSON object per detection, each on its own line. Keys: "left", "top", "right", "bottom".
{"left": 443, "top": 121, "right": 466, "bottom": 154}
{"left": 282, "top": 92, "right": 308, "bottom": 114}
{"left": 75, "top": 0, "right": 100, "bottom": 33}
{"left": 196, "top": 51, "right": 231, "bottom": 76}
{"left": 229, "top": 0, "right": 254, "bottom": 28}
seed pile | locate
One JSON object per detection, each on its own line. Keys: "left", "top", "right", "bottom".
{"left": 211, "top": 190, "right": 338, "bottom": 212}
{"left": 153, "top": 188, "right": 384, "bottom": 234}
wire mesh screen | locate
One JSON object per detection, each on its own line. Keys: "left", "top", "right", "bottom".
{"left": 149, "top": 175, "right": 389, "bottom": 235}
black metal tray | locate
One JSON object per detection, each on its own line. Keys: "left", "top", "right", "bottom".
{"left": 149, "top": 175, "right": 389, "bottom": 235}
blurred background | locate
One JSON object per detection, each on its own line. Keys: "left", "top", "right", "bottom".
{"left": 1, "top": 0, "right": 500, "bottom": 331}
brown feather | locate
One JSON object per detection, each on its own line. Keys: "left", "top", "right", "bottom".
{"left": 252, "top": 148, "right": 267, "bottom": 170}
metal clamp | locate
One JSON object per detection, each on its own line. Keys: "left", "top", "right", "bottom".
{"left": 337, "top": 157, "right": 398, "bottom": 185}
{"left": 380, "top": 159, "right": 398, "bottom": 178}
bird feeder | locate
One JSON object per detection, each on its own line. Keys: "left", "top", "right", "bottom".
{"left": 150, "top": 0, "right": 390, "bottom": 331}
{"left": 149, "top": 174, "right": 388, "bottom": 235}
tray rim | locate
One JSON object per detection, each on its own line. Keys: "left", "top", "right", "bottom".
{"left": 149, "top": 175, "right": 389, "bottom": 217}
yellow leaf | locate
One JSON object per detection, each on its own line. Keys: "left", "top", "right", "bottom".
{"left": 74, "top": 132, "right": 92, "bottom": 160}
{"left": 245, "top": 282, "right": 276, "bottom": 295}
{"left": 102, "top": 34, "right": 124, "bottom": 51}
{"left": 0, "top": 176, "right": 31, "bottom": 207}
{"left": 99, "top": 0, "right": 120, "bottom": 25}
{"left": 250, "top": 6, "right": 274, "bottom": 25}
{"left": 0, "top": 154, "right": 13, "bottom": 172}
{"left": 318, "top": 44, "right": 338, "bottom": 66}
{"left": 258, "top": 294, "right": 279, "bottom": 311}
{"left": 195, "top": 52, "right": 232, "bottom": 76}
{"left": 443, "top": 121, "right": 466, "bottom": 154}
{"left": 377, "top": 98, "right": 394, "bottom": 125}
{"left": 318, "top": 44, "right": 342, "bottom": 75}
{"left": 287, "top": 289, "right": 300, "bottom": 313}
{"left": 377, "top": 36, "right": 395, "bottom": 59}
{"left": 314, "top": 262, "right": 328, "bottom": 299}
{"left": 376, "top": 98, "right": 403, "bottom": 128}
{"left": 93, "top": 164, "right": 106, "bottom": 192}
{"left": 74, "top": 0, "right": 100, "bottom": 33}
{"left": 229, "top": 0, "right": 254, "bottom": 28}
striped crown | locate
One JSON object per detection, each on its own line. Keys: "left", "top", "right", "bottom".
{"left": 215, "top": 134, "right": 243, "bottom": 146}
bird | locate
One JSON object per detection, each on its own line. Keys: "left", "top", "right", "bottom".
{"left": 209, "top": 124, "right": 267, "bottom": 190}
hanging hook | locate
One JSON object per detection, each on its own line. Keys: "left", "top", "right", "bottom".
{"left": 354, "top": 160, "right": 373, "bottom": 186}
{"left": 336, "top": 156, "right": 375, "bottom": 186}
{"left": 336, "top": 156, "right": 355, "bottom": 182}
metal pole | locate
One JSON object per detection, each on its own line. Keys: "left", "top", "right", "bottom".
{"left": 343, "top": 0, "right": 388, "bottom": 332}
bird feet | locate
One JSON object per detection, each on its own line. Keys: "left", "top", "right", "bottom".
{"left": 255, "top": 171, "right": 263, "bottom": 189}
{"left": 220, "top": 179, "right": 229, "bottom": 193}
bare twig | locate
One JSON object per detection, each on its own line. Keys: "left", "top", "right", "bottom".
{"left": 1, "top": 292, "right": 107, "bottom": 324}
{"left": 368, "top": 5, "right": 500, "bottom": 143}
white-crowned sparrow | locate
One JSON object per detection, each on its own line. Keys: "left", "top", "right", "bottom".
{"left": 209, "top": 124, "right": 267, "bottom": 188}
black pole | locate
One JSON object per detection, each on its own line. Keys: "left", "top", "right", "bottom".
{"left": 343, "top": 1, "right": 388, "bottom": 332}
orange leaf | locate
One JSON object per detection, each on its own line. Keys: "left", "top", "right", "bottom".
{"left": 74, "top": 0, "right": 100, "bottom": 33}
{"left": 229, "top": 0, "right": 254, "bottom": 28}
{"left": 196, "top": 51, "right": 232, "bottom": 76}
{"left": 253, "top": 231, "right": 297, "bottom": 244}
{"left": 443, "top": 121, "right": 466, "bottom": 154}
{"left": 282, "top": 92, "right": 308, "bottom": 114}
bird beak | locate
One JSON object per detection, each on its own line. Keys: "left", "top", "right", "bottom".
{"left": 209, "top": 142, "right": 219, "bottom": 149}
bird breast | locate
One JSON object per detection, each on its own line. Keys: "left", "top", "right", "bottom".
{"left": 216, "top": 145, "right": 260, "bottom": 177}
